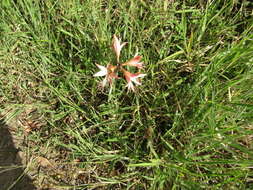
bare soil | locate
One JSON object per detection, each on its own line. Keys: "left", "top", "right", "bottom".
{"left": 0, "top": 120, "right": 36, "bottom": 190}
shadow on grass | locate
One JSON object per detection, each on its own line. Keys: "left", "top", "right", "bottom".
{"left": 0, "top": 120, "right": 36, "bottom": 190}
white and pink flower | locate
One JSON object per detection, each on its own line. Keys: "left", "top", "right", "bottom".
{"left": 123, "top": 69, "right": 146, "bottom": 92}
{"left": 122, "top": 55, "right": 144, "bottom": 69}
{"left": 94, "top": 35, "right": 146, "bottom": 92}
{"left": 93, "top": 64, "right": 118, "bottom": 88}
{"left": 112, "top": 34, "right": 127, "bottom": 63}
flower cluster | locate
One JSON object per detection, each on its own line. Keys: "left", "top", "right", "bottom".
{"left": 93, "top": 35, "right": 146, "bottom": 92}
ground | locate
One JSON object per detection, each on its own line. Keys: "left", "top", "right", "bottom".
{"left": 0, "top": 120, "right": 35, "bottom": 190}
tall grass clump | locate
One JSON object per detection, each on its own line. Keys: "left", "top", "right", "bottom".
{"left": 0, "top": 0, "right": 253, "bottom": 189}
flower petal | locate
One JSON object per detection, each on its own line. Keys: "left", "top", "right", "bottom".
{"left": 93, "top": 64, "right": 107, "bottom": 77}
{"left": 96, "top": 64, "right": 107, "bottom": 71}
{"left": 126, "top": 81, "right": 135, "bottom": 92}
{"left": 112, "top": 35, "right": 127, "bottom": 62}
{"left": 132, "top": 73, "right": 146, "bottom": 85}
{"left": 134, "top": 73, "right": 146, "bottom": 78}
{"left": 101, "top": 77, "right": 107, "bottom": 87}
{"left": 120, "top": 42, "right": 127, "bottom": 50}
{"left": 123, "top": 56, "right": 144, "bottom": 69}
{"left": 93, "top": 70, "right": 107, "bottom": 77}
{"left": 123, "top": 69, "right": 146, "bottom": 92}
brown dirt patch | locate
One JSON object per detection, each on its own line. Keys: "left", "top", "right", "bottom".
{"left": 0, "top": 120, "right": 36, "bottom": 190}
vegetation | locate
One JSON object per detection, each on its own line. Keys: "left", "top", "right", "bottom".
{"left": 0, "top": 0, "right": 253, "bottom": 189}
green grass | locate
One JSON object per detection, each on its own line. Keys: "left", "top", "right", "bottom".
{"left": 0, "top": 0, "right": 253, "bottom": 189}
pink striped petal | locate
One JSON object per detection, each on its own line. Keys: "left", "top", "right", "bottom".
{"left": 112, "top": 35, "right": 127, "bottom": 63}
{"left": 123, "top": 56, "right": 144, "bottom": 69}
{"left": 123, "top": 69, "right": 146, "bottom": 92}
